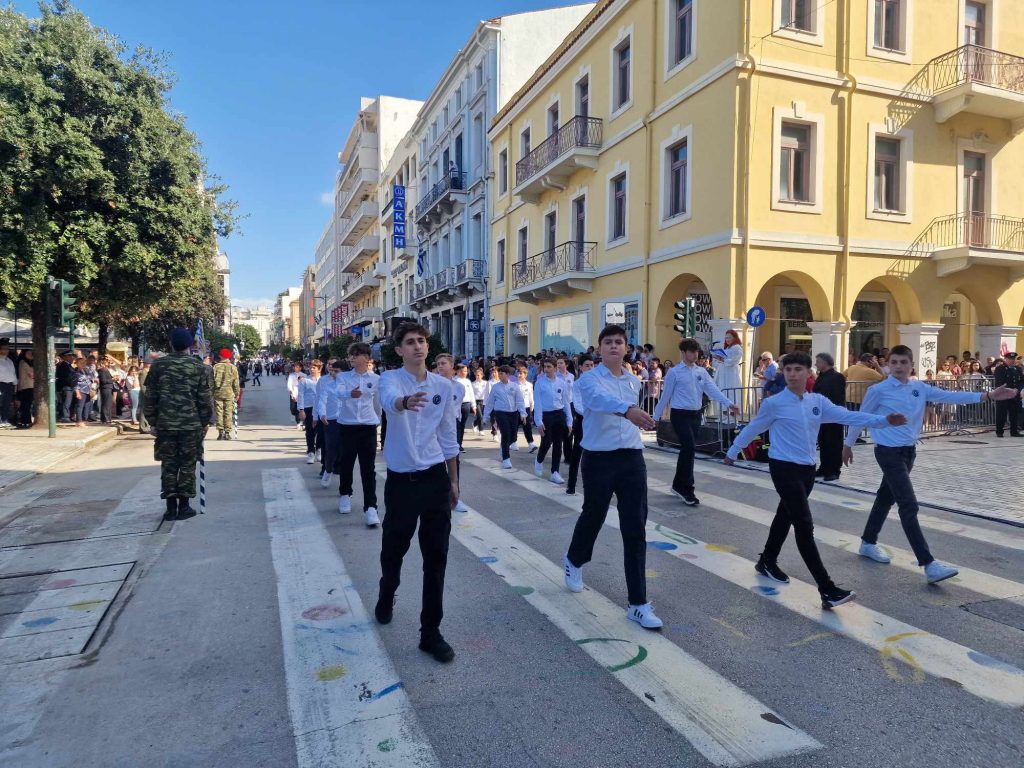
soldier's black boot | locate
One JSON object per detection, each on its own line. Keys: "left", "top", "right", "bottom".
{"left": 176, "top": 496, "right": 198, "bottom": 520}
{"left": 164, "top": 497, "right": 178, "bottom": 521}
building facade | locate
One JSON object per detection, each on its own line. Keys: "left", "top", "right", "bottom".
{"left": 231, "top": 305, "right": 274, "bottom": 347}
{"left": 379, "top": 130, "right": 419, "bottom": 335}
{"left": 406, "top": 5, "right": 595, "bottom": 357}
{"left": 214, "top": 250, "right": 231, "bottom": 331}
{"left": 489, "top": 0, "right": 1024, "bottom": 373}
{"left": 313, "top": 216, "right": 337, "bottom": 345}
{"left": 299, "top": 265, "right": 317, "bottom": 352}
{"left": 274, "top": 287, "right": 302, "bottom": 345}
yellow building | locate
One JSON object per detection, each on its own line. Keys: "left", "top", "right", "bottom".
{"left": 488, "top": 0, "right": 1024, "bottom": 377}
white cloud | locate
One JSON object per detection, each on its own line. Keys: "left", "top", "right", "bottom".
{"left": 319, "top": 191, "right": 334, "bottom": 207}
{"left": 231, "top": 297, "right": 276, "bottom": 311}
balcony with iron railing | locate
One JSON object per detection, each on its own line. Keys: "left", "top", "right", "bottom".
{"left": 339, "top": 229, "right": 379, "bottom": 274}
{"left": 337, "top": 167, "right": 378, "bottom": 220}
{"left": 340, "top": 271, "right": 381, "bottom": 302}
{"left": 929, "top": 45, "right": 1024, "bottom": 128}
{"left": 352, "top": 306, "right": 383, "bottom": 326}
{"left": 339, "top": 200, "right": 378, "bottom": 246}
{"left": 514, "top": 116, "right": 602, "bottom": 202}
{"left": 454, "top": 259, "right": 486, "bottom": 290}
{"left": 511, "top": 241, "right": 597, "bottom": 304}
{"left": 415, "top": 171, "right": 468, "bottom": 230}
{"left": 906, "top": 212, "right": 1024, "bottom": 278}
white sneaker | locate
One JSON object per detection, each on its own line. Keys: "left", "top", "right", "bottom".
{"left": 319, "top": 472, "right": 332, "bottom": 488}
{"left": 501, "top": 459, "right": 512, "bottom": 469}
{"left": 627, "top": 603, "right": 664, "bottom": 630}
{"left": 528, "top": 442, "right": 537, "bottom": 453}
{"left": 511, "top": 443, "right": 520, "bottom": 451}
{"left": 563, "top": 554, "right": 584, "bottom": 592}
{"left": 550, "top": 471, "right": 564, "bottom": 484}
{"left": 534, "top": 461, "right": 543, "bottom": 477}
{"left": 492, "top": 433, "right": 500, "bottom": 443}
{"left": 364, "top": 506, "right": 380, "bottom": 527}
{"left": 924, "top": 561, "right": 958, "bottom": 584}
{"left": 858, "top": 541, "right": 891, "bottom": 564}
{"left": 305, "top": 452, "right": 315, "bottom": 464}
{"left": 453, "top": 499, "right": 469, "bottom": 513}
{"left": 338, "top": 496, "right": 352, "bottom": 514}
{"left": 315, "top": 449, "right": 322, "bottom": 462}
{"left": 296, "top": 422, "right": 304, "bottom": 431}
{"left": 473, "top": 426, "right": 481, "bottom": 434}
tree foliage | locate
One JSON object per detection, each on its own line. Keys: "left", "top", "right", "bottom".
{"left": 327, "top": 334, "right": 357, "bottom": 361}
{"left": 233, "top": 323, "right": 261, "bottom": 355}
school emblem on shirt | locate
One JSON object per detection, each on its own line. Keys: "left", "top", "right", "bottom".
{"left": 912, "top": 389, "right": 920, "bottom": 397}
{"left": 557, "top": 388, "right": 562, "bottom": 394}
{"left": 812, "top": 406, "right": 820, "bottom": 415}
{"left": 367, "top": 383, "right": 372, "bottom": 389}
{"left": 432, "top": 394, "right": 442, "bottom": 405}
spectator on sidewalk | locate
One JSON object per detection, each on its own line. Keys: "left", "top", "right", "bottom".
{"left": 843, "top": 353, "right": 884, "bottom": 410}
{"left": 97, "top": 358, "right": 115, "bottom": 423}
{"left": 0, "top": 339, "right": 17, "bottom": 428}
{"left": 814, "top": 353, "right": 846, "bottom": 481}
{"left": 72, "top": 357, "right": 92, "bottom": 426}
{"left": 125, "top": 366, "right": 141, "bottom": 425}
{"left": 993, "top": 352, "right": 1023, "bottom": 437}
{"left": 15, "top": 349, "right": 34, "bottom": 428}
{"left": 56, "top": 350, "right": 76, "bottom": 422}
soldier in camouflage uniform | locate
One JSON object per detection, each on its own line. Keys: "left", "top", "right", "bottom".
{"left": 143, "top": 328, "right": 213, "bottom": 521}
{"left": 212, "top": 348, "right": 240, "bottom": 439}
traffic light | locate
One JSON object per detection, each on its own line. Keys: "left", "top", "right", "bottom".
{"left": 673, "top": 297, "right": 697, "bottom": 336}
{"left": 58, "top": 280, "right": 78, "bottom": 327}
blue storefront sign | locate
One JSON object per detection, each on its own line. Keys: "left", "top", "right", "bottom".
{"left": 392, "top": 186, "right": 406, "bottom": 249}
{"left": 467, "top": 318, "right": 481, "bottom": 333}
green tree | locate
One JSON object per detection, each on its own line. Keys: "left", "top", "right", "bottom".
{"left": 0, "top": 2, "right": 236, "bottom": 428}
{"left": 234, "top": 323, "right": 262, "bottom": 355}
{"left": 327, "top": 334, "right": 357, "bottom": 361}
{"left": 203, "top": 326, "right": 239, "bottom": 358}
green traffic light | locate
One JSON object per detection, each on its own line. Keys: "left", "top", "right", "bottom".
{"left": 58, "top": 280, "right": 78, "bottom": 326}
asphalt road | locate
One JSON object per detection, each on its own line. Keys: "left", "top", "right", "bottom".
{"left": 1, "top": 374, "right": 1022, "bottom": 768}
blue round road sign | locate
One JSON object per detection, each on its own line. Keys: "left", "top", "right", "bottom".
{"left": 746, "top": 306, "right": 766, "bottom": 327}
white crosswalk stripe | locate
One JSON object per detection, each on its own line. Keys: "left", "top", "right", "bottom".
{"left": 465, "top": 456, "right": 1024, "bottom": 708}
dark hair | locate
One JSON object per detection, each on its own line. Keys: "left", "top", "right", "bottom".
{"left": 349, "top": 342, "right": 371, "bottom": 358}
{"left": 577, "top": 354, "right": 593, "bottom": 365}
{"left": 858, "top": 353, "right": 876, "bottom": 363}
{"left": 498, "top": 365, "right": 514, "bottom": 375}
{"left": 889, "top": 344, "right": 914, "bottom": 360}
{"left": 393, "top": 322, "right": 429, "bottom": 346}
{"left": 815, "top": 352, "right": 835, "bottom": 367}
{"left": 678, "top": 337, "right": 701, "bottom": 353}
{"left": 541, "top": 357, "right": 556, "bottom": 367}
{"left": 598, "top": 324, "right": 628, "bottom": 344}
{"left": 781, "top": 351, "right": 813, "bottom": 369}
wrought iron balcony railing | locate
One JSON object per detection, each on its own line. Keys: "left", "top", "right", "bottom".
{"left": 415, "top": 171, "right": 467, "bottom": 222}
{"left": 515, "top": 116, "right": 603, "bottom": 187}
{"left": 455, "top": 259, "right": 486, "bottom": 284}
{"left": 929, "top": 45, "right": 1024, "bottom": 95}
{"left": 907, "top": 213, "right": 1024, "bottom": 260}
{"left": 512, "top": 241, "right": 597, "bottom": 290}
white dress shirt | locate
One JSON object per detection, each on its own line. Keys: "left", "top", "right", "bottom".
{"left": 456, "top": 376, "right": 476, "bottom": 405}
{"left": 844, "top": 375, "right": 983, "bottom": 448}
{"left": 727, "top": 389, "right": 891, "bottom": 465}
{"left": 335, "top": 369, "right": 382, "bottom": 426}
{"left": 286, "top": 371, "right": 300, "bottom": 400}
{"left": 653, "top": 363, "right": 733, "bottom": 419}
{"left": 471, "top": 378, "right": 488, "bottom": 401}
{"left": 533, "top": 375, "right": 573, "bottom": 427}
{"left": 484, "top": 380, "right": 526, "bottom": 419}
{"left": 380, "top": 368, "right": 460, "bottom": 473}
{"left": 297, "top": 376, "right": 319, "bottom": 410}
{"left": 518, "top": 379, "right": 535, "bottom": 410}
{"left": 316, "top": 374, "right": 339, "bottom": 420}
{"left": 578, "top": 364, "right": 644, "bottom": 451}
{"left": 0, "top": 356, "right": 16, "bottom": 385}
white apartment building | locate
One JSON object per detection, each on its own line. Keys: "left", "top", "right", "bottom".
{"left": 214, "top": 249, "right": 231, "bottom": 331}
{"left": 313, "top": 215, "right": 336, "bottom": 345}
{"left": 334, "top": 96, "right": 422, "bottom": 342}
{"left": 274, "top": 287, "right": 301, "bottom": 344}
{"left": 232, "top": 305, "right": 274, "bottom": 347}
{"left": 407, "top": 4, "right": 594, "bottom": 357}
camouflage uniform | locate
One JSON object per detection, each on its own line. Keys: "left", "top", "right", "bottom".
{"left": 143, "top": 352, "right": 213, "bottom": 499}
{"left": 212, "top": 360, "right": 240, "bottom": 433}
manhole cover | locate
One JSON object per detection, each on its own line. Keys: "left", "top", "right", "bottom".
{"left": 37, "top": 488, "right": 75, "bottom": 500}
{"left": 949, "top": 440, "right": 986, "bottom": 445}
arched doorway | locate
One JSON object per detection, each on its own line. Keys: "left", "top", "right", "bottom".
{"left": 749, "top": 270, "right": 831, "bottom": 356}
{"left": 845, "top": 275, "right": 923, "bottom": 359}
{"left": 653, "top": 272, "right": 722, "bottom": 357}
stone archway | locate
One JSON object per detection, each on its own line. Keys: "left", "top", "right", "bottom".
{"left": 653, "top": 271, "right": 728, "bottom": 358}
{"left": 749, "top": 269, "right": 832, "bottom": 356}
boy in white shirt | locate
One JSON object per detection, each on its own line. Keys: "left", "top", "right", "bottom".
{"left": 483, "top": 365, "right": 526, "bottom": 468}
{"left": 725, "top": 352, "right": 907, "bottom": 608}
{"left": 533, "top": 359, "right": 573, "bottom": 483}
{"left": 317, "top": 359, "right": 342, "bottom": 486}
{"left": 454, "top": 364, "right": 476, "bottom": 451}
{"left": 375, "top": 323, "right": 461, "bottom": 663}
{"left": 565, "top": 356, "right": 594, "bottom": 495}
{"left": 515, "top": 366, "right": 537, "bottom": 452}
{"left": 335, "top": 343, "right": 382, "bottom": 525}
{"left": 471, "top": 367, "right": 488, "bottom": 434}
{"left": 296, "top": 362, "right": 322, "bottom": 463}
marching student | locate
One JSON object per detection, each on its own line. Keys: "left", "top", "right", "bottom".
{"left": 533, "top": 358, "right": 573, "bottom": 484}
{"left": 483, "top": 365, "right": 527, "bottom": 469}
{"left": 843, "top": 344, "right": 1018, "bottom": 583}
{"left": 317, "top": 359, "right": 343, "bottom": 488}
{"left": 296, "top": 362, "right": 322, "bottom": 463}
{"left": 557, "top": 357, "right": 576, "bottom": 461}
{"left": 563, "top": 326, "right": 662, "bottom": 628}
{"left": 315, "top": 358, "right": 338, "bottom": 480}
{"left": 454, "top": 364, "right": 476, "bottom": 452}
{"left": 335, "top": 343, "right": 382, "bottom": 526}
{"left": 286, "top": 361, "right": 303, "bottom": 428}
{"left": 724, "top": 352, "right": 907, "bottom": 608}
{"left": 565, "top": 356, "right": 594, "bottom": 496}
{"left": 653, "top": 338, "right": 740, "bottom": 506}
{"left": 375, "top": 323, "right": 461, "bottom": 663}
{"left": 486, "top": 366, "right": 500, "bottom": 441}
{"left": 434, "top": 354, "right": 470, "bottom": 512}
{"left": 471, "top": 367, "right": 488, "bottom": 434}
{"left": 515, "top": 366, "right": 537, "bottom": 453}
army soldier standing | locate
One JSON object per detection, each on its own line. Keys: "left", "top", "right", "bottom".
{"left": 144, "top": 328, "right": 213, "bottom": 521}
{"left": 993, "top": 352, "right": 1023, "bottom": 437}
{"left": 212, "top": 348, "right": 240, "bottom": 440}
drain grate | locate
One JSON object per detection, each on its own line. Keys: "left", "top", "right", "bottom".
{"left": 37, "top": 487, "right": 75, "bottom": 500}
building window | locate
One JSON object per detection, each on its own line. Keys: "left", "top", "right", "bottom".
{"left": 610, "top": 173, "right": 627, "bottom": 241}
{"left": 475, "top": 63, "right": 484, "bottom": 90}
{"left": 781, "top": 0, "right": 812, "bottom": 32}
{"left": 668, "top": 139, "right": 689, "bottom": 218}
{"left": 779, "top": 123, "right": 811, "bottom": 203}
{"left": 498, "top": 148, "right": 508, "bottom": 194}
{"left": 496, "top": 238, "right": 506, "bottom": 285}
{"left": 874, "top": 137, "right": 901, "bottom": 212}
{"left": 520, "top": 128, "right": 531, "bottom": 160}
{"left": 473, "top": 114, "right": 484, "bottom": 170}
{"left": 873, "top": 0, "right": 903, "bottom": 51}
{"left": 572, "top": 195, "right": 586, "bottom": 245}
{"left": 517, "top": 227, "right": 528, "bottom": 283}
{"left": 456, "top": 85, "right": 463, "bottom": 110}
{"left": 576, "top": 75, "right": 590, "bottom": 117}
{"left": 443, "top": 106, "right": 449, "bottom": 127}
{"left": 613, "top": 39, "right": 631, "bottom": 111}
{"left": 544, "top": 211, "right": 557, "bottom": 262}
{"left": 541, "top": 312, "right": 590, "bottom": 354}
{"left": 672, "top": 0, "right": 693, "bottom": 65}
{"left": 548, "top": 103, "right": 560, "bottom": 136}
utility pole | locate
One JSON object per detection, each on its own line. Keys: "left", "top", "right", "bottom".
{"left": 45, "top": 277, "right": 56, "bottom": 438}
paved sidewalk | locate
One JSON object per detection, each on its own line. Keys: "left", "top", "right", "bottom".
{"left": 646, "top": 432, "right": 1024, "bottom": 527}
{"left": 0, "top": 425, "right": 120, "bottom": 496}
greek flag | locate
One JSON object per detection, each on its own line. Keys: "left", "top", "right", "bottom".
{"left": 416, "top": 249, "right": 427, "bottom": 278}
{"left": 194, "top": 319, "right": 208, "bottom": 357}
{"left": 232, "top": 343, "right": 240, "bottom": 359}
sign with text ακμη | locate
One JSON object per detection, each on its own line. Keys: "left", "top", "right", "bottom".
{"left": 392, "top": 186, "right": 406, "bottom": 249}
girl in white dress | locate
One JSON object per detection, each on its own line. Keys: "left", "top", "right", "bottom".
{"left": 711, "top": 329, "right": 744, "bottom": 419}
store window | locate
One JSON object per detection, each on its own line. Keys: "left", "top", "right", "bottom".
{"left": 779, "top": 297, "right": 812, "bottom": 353}
{"left": 850, "top": 301, "right": 887, "bottom": 356}
{"left": 623, "top": 302, "right": 640, "bottom": 346}
{"left": 541, "top": 311, "right": 590, "bottom": 354}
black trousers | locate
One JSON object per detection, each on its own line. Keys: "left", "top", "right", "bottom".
{"left": 474, "top": 399, "right": 485, "bottom": 431}
{"left": 817, "top": 423, "right": 844, "bottom": 476}
{"left": 98, "top": 387, "right": 113, "bottom": 423}
{"left": 457, "top": 402, "right": 473, "bottom": 447}
{"left": 669, "top": 408, "right": 702, "bottom": 495}
{"left": 289, "top": 397, "right": 299, "bottom": 424}
{"left": 566, "top": 410, "right": 584, "bottom": 492}
{"left": 494, "top": 411, "right": 519, "bottom": 460}
{"left": 536, "top": 410, "right": 567, "bottom": 472}
{"left": 337, "top": 423, "right": 377, "bottom": 508}
{"left": 380, "top": 410, "right": 387, "bottom": 448}
{"left": 59, "top": 386, "right": 74, "bottom": 421}
{"left": 567, "top": 449, "right": 648, "bottom": 605}
{"left": 379, "top": 463, "right": 452, "bottom": 637}
{"left": 516, "top": 407, "right": 535, "bottom": 444}
{"left": 322, "top": 419, "right": 339, "bottom": 474}
{"left": 16, "top": 389, "right": 33, "bottom": 426}
{"left": 303, "top": 409, "right": 322, "bottom": 454}
{"left": 561, "top": 405, "right": 577, "bottom": 464}
{"left": 764, "top": 460, "right": 833, "bottom": 591}
{"left": 862, "top": 445, "right": 933, "bottom": 566}
{"left": 995, "top": 398, "right": 1022, "bottom": 435}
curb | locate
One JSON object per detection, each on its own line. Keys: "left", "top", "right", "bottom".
{"left": 0, "top": 426, "right": 123, "bottom": 495}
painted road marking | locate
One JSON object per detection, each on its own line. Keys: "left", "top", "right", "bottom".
{"left": 262, "top": 468, "right": 438, "bottom": 768}
{"left": 449, "top": 505, "right": 821, "bottom": 766}
{"left": 466, "top": 457, "right": 1024, "bottom": 708}
{"left": 646, "top": 450, "right": 1024, "bottom": 553}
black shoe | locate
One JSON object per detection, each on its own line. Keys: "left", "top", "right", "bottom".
{"left": 673, "top": 489, "right": 699, "bottom": 506}
{"left": 374, "top": 594, "right": 394, "bottom": 625}
{"left": 1012, "top": 433, "right": 1024, "bottom": 438}
{"left": 995, "top": 432, "right": 1005, "bottom": 438}
{"left": 820, "top": 585, "right": 855, "bottom": 609}
{"left": 176, "top": 497, "right": 197, "bottom": 519}
{"left": 814, "top": 469, "right": 825, "bottom": 477}
{"left": 418, "top": 634, "right": 455, "bottom": 663}
{"left": 823, "top": 474, "right": 840, "bottom": 482}
{"left": 755, "top": 555, "right": 789, "bottom": 584}
{"left": 164, "top": 498, "right": 178, "bottom": 521}
{"left": 565, "top": 488, "right": 576, "bottom": 496}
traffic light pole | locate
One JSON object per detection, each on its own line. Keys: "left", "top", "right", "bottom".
{"left": 45, "top": 276, "right": 56, "bottom": 438}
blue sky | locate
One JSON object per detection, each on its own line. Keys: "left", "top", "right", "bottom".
{"left": 15, "top": 0, "right": 581, "bottom": 308}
